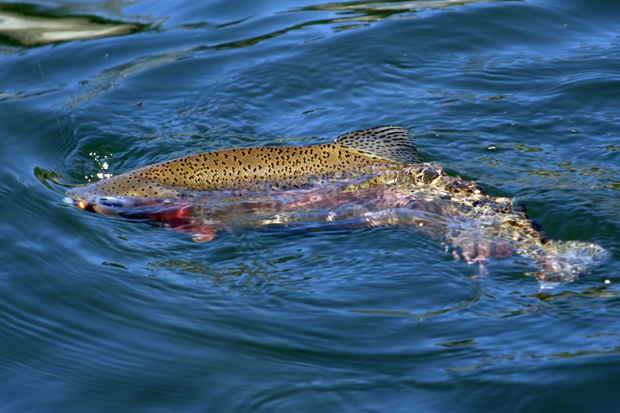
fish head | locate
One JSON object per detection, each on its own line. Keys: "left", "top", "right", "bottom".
{"left": 64, "top": 184, "right": 200, "bottom": 234}
{"left": 63, "top": 177, "right": 183, "bottom": 217}
{"left": 63, "top": 192, "right": 127, "bottom": 215}
{"left": 63, "top": 178, "right": 130, "bottom": 215}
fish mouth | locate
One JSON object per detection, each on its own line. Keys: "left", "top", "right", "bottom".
{"left": 63, "top": 196, "right": 97, "bottom": 212}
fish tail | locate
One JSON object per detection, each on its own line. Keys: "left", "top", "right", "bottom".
{"left": 534, "top": 240, "right": 610, "bottom": 283}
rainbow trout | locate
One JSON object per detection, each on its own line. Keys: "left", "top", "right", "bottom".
{"left": 65, "top": 126, "right": 609, "bottom": 283}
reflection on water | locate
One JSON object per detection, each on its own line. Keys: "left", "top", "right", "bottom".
{"left": 64, "top": 48, "right": 193, "bottom": 108}
{"left": 0, "top": 10, "right": 139, "bottom": 45}
{"left": 0, "top": 2, "right": 155, "bottom": 46}
{"left": 45, "top": 0, "right": 517, "bottom": 109}
{"left": 533, "top": 284, "right": 620, "bottom": 304}
{"left": 301, "top": 0, "right": 514, "bottom": 13}
{"left": 148, "top": 253, "right": 329, "bottom": 294}
{"left": 348, "top": 285, "right": 484, "bottom": 318}
{"left": 289, "top": 0, "right": 517, "bottom": 34}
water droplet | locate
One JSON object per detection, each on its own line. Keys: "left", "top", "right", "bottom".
{"left": 487, "top": 145, "right": 497, "bottom": 151}
{"left": 570, "top": 129, "right": 579, "bottom": 133}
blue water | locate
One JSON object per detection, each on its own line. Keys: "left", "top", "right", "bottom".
{"left": 1, "top": 0, "right": 620, "bottom": 411}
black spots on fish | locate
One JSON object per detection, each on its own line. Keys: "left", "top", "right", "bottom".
{"left": 473, "top": 184, "right": 486, "bottom": 195}
{"left": 513, "top": 201, "right": 528, "bottom": 216}
{"left": 529, "top": 219, "right": 550, "bottom": 243}
{"left": 421, "top": 167, "right": 439, "bottom": 184}
{"left": 79, "top": 128, "right": 399, "bottom": 194}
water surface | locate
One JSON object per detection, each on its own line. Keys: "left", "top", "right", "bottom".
{"left": 1, "top": 0, "right": 620, "bottom": 411}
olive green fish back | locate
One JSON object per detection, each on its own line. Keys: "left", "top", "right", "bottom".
{"left": 143, "top": 143, "right": 386, "bottom": 190}
{"left": 67, "top": 126, "right": 422, "bottom": 199}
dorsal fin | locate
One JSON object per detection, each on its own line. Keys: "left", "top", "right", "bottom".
{"left": 334, "top": 126, "right": 423, "bottom": 164}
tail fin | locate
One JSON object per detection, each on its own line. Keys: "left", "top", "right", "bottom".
{"left": 536, "top": 240, "right": 610, "bottom": 284}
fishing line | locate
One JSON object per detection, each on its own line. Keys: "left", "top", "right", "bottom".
{"left": 18, "top": 2, "right": 68, "bottom": 151}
